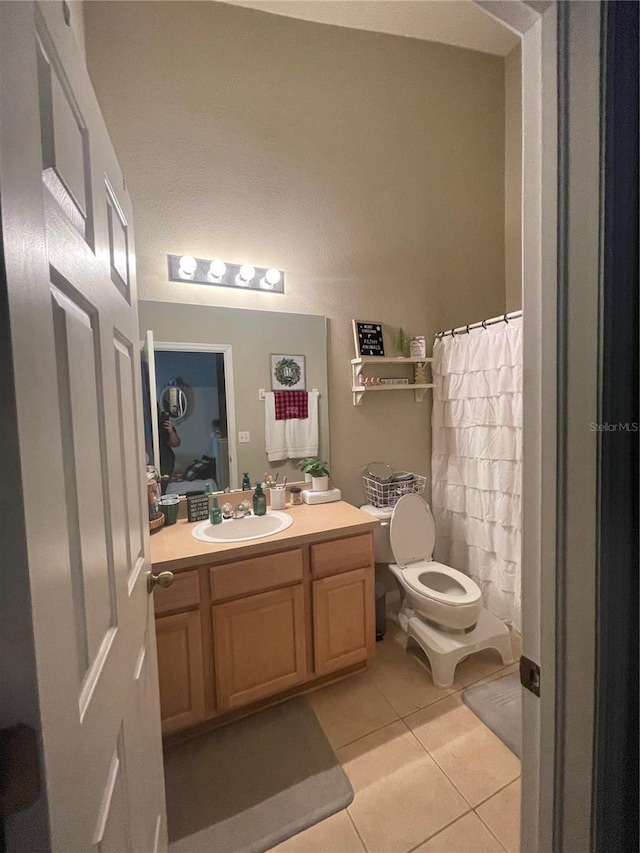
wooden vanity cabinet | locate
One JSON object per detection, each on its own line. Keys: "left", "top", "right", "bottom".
{"left": 313, "top": 568, "right": 375, "bottom": 675}
{"left": 153, "top": 569, "right": 208, "bottom": 735}
{"left": 155, "top": 611, "right": 206, "bottom": 735}
{"left": 152, "top": 527, "right": 375, "bottom": 735}
{"left": 310, "top": 534, "right": 376, "bottom": 674}
{"left": 213, "top": 585, "right": 306, "bottom": 711}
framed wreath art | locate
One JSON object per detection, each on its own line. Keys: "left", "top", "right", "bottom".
{"left": 270, "top": 354, "right": 306, "bottom": 391}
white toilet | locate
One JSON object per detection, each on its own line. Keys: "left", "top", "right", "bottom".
{"left": 362, "top": 494, "right": 514, "bottom": 688}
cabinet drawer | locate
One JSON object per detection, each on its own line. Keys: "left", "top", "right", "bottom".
{"left": 311, "top": 533, "right": 373, "bottom": 579}
{"left": 154, "top": 569, "right": 200, "bottom": 615}
{"left": 210, "top": 549, "right": 303, "bottom": 602}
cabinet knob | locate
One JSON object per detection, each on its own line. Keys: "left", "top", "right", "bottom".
{"left": 147, "top": 571, "right": 174, "bottom": 593}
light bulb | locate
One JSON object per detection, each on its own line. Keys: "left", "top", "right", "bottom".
{"left": 260, "top": 267, "right": 281, "bottom": 290}
{"left": 239, "top": 264, "right": 255, "bottom": 282}
{"left": 178, "top": 255, "right": 197, "bottom": 277}
{"left": 236, "top": 263, "right": 256, "bottom": 287}
{"left": 208, "top": 259, "right": 227, "bottom": 281}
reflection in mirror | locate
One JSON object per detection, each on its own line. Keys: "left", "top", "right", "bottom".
{"left": 139, "top": 301, "right": 329, "bottom": 496}
{"left": 154, "top": 350, "right": 227, "bottom": 495}
{"left": 159, "top": 380, "right": 190, "bottom": 421}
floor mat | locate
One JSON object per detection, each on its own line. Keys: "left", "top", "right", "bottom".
{"left": 165, "top": 697, "right": 354, "bottom": 853}
{"left": 462, "top": 672, "right": 522, "bottom": 758}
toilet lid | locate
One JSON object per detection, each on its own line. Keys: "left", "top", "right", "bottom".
{"left": 390, "top": 494, "right": 436, "bottom": 567}
{"left": 401, "top": 561, "right": 481, "bottom": 606}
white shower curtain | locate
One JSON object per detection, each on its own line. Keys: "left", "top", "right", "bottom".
{"left": 431, "top": 316, "right": 522, "bottom": 632}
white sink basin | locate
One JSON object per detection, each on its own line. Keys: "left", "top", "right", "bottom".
{"left": 191, "top": 511, "right": 293, "bottom": 544}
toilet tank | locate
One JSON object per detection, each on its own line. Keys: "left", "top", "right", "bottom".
{"left": 360, "top": 504, "right": 395, "bottom": 564}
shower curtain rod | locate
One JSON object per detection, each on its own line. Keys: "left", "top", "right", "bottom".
{"left": 435, "top": 309, "right": 523, "bottom": 339}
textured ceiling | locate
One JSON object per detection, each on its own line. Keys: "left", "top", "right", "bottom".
{"left": 223, "top": 1, "right": 520, "bottom": 56}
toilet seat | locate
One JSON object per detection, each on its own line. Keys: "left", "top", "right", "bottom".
{"left": 389, "top": 493, "right": 436, "bottom": 567}
{"left": 400, "top": 561, "right": 481, "bottom": 606}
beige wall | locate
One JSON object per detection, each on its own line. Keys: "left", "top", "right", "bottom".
{"left": 68, "top": 1, "right": 85, "bottom": 59}
{"left": 85, "top": 1, "right": 506, "bottom": 506}
{"left": 505, "top": 43, "right": 523, "bottom": 312}
{"left": 139, "top": 301, "right": 330, "bottom": 486}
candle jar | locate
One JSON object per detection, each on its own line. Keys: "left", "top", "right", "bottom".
{"left": 410, "top": 336, "right": 426, "bottom": 358}
{"left": 290, "top": 486, "right": 303, "bottom": 506}
{"left": 146, "top": 466, "right": 161, "bottom": 521}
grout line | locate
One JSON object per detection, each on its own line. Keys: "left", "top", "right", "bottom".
{"left": 473, "top": 776, "right": 521, "bottom": 810}
{"left": 399, "top": 685, "right": 465, "bottom": 722}
{"left": 408, "top": 738, "right": 477, "bottom": 808}
{"left": 401, "top": 698, "right": 521, "bottom": 812}
{"left": 456, "top": 661, "right": 511, "bottom": 690}
{"left": 402, "top": 807, "right": 474, "bottom": 853}
{"left": 474, "top": 808, "right": 511, "bottom": 853}
{"left": 345, "top": 808, "right": 368, "bottom": 852}
{"left": 333, "top": 716, "right": 411, "bottom": 753}
{"left": 366, "top": 672, "right": 404, "bottom": 718}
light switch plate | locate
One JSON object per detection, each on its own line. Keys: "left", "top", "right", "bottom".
{"left": 238, "top": 431, "right": 250, "bottom": 443}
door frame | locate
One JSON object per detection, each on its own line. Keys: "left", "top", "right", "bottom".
{"left": 593, "top": 2, "right": 639, "bottom": 848}
{"left": 476, "top": 3, "right": 560, "bottom": 850}
{"left": 476, "top": 2, "right": 604, "bottom": 850}
{"left": 152, "top": 341, "right": 239, "bottom": 491}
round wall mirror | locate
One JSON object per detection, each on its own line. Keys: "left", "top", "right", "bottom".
{"left": 160, "top": 381, "right": 190, "bottom": 423}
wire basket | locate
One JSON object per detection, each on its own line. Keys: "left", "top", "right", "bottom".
{"left": 362, "top": 472, "right": 427, "bottom": 509}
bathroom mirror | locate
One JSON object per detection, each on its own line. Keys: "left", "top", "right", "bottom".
{"left": 138, "top": 300, "right": 330, "bottom": 494}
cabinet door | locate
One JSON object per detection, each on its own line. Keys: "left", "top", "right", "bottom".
{"left": 213, "top": 585, "right": 306, "bottom": 710}
{"left": 156, "top": 611, "right": 206, "bottom": 735}
{"left": 313, "top": 567, "right": 375, "bottom": 675}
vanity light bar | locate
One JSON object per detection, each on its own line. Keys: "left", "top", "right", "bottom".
{"left": 167, "top": 254, "right": 285, "bottom": 294}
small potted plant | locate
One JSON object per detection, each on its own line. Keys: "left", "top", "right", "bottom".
{"left": 302, "top": 458, "right": 330, "bottom": 492}
{"left": 296, "top": 457, "right": 316, "bottom": 483}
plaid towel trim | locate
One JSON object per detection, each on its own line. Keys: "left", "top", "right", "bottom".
{"left": 274, "top": 390, "right": 309, "bottom": 420}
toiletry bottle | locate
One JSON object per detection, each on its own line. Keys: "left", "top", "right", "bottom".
{"left": 242, "top": 472, "right": 251, "bottom": 490}
{"left": 253, "top": 482, "right": 267, "bottom": 516}
{"left": 209, "top": 496, "right": 222, "bottom": 525}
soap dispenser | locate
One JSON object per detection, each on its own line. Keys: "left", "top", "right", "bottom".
{"left": 253, "top": 482, "right": 267, "bottom": 516}
{"left": 209, "top": 496, "right": 222, "bottom": 525}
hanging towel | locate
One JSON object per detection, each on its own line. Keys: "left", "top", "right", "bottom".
{"left": 274, "top": 390, "right": 309, "bottom": 420}
{"left": 265, "top": 390, "right": 319, "bottom": 462}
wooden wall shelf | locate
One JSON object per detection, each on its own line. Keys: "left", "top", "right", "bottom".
{"left": 350, "top": 356, "right": 434, "bottom": 406}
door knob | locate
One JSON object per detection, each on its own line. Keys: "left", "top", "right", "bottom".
{"left": 147, "top": 571, "right": 174, "bottom": 593}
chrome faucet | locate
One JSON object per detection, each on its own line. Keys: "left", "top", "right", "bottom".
{"left": 232, "top": 501, "right": 251, "bottom": 519}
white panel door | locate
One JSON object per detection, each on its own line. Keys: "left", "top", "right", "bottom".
{"left": 0, "top": 3, "right": 166, "bottom": 850}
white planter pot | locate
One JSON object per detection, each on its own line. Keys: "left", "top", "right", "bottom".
{"left": 311, "top": 475, "right": 329, "bottom": 492}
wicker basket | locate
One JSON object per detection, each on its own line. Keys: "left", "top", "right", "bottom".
{"left": 362, "top": 472, "right": 427, "bottom": 509}
{"left": 149, "top": 514, "right": 165, "bottom": 533}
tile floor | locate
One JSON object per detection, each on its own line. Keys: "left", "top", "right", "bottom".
{"left": 269, "top": 621, "right": 521, "bottom": 853}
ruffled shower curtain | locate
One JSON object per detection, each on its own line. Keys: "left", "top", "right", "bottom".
{"left": 431, "top": 317, "right": 522, "bottom": 632}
